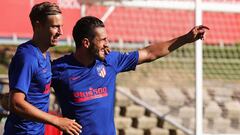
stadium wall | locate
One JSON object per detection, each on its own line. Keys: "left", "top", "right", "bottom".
{"left": 0, "top": 0, "right": 80, "bottom": 44}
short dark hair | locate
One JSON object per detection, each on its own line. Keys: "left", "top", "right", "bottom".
{"left": 29, "top": 2, "right": 62, "bottom": 26}
{"left": 72, "top": 16, "right": 105, "bottom": 48}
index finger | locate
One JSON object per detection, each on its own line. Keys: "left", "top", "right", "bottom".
{"left": 71, "top": 124, "right": 82, "bottom": 135}
{"left": 198, "top": 25, "right": 210, "bottom": 30}
{"left": 73, "top": 121, "right": 82, "bottom": 129}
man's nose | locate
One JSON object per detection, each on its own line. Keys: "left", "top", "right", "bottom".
{"left": 58, "top": 26, "right": 63, "bottom": 35}
{"left": 104, "top": 39, "right": 109, "bottom": 47}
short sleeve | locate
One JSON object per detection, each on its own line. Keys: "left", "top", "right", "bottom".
{"left": 9, "top": 53, "right": 35, "bottom": 95}
{"left": 107, "top": 51, "right": 139, "bottom": 73}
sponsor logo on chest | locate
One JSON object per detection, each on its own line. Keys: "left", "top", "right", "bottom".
{"left": 73, "top": 87, "right": 108, "bottom": 103}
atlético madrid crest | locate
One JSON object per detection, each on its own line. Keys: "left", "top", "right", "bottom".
{"left": 96, "top": 65, "right": 106, "bottom": 78}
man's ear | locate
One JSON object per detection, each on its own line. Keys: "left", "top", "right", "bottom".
{"left": 82, "top": 38, "right": 90, "bottom": 48}
{"left": 33, "top": 21, "right": 41, "bottom": 31}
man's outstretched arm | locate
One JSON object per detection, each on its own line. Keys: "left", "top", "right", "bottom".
{"left": 138, "top": 25, "right": 209, "bottom": 64}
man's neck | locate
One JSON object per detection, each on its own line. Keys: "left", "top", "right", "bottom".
{"left": 31, "top": 38, "right": 49, "bottom": 58}
{"left": 73, "top": 50, "right": 95, "bottom": 67}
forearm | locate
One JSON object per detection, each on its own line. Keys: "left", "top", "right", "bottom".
{"left": 10, "top": 90, "right": 82, "bottom": 134}
{"left": 138, "top": 34, "right": 188, "bottom": 64}
{"left": 9, "top": 91, "right": 59, "bottom": 126}
{"left": 149, "top": 35, "right": 188, "bottom": 56}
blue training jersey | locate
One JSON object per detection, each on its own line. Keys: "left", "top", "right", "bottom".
{"left": 4, "top": 41, "right": 52, "bottom": 135}
{"left": 52, "top": 51, "right": 138, "bottom": 135}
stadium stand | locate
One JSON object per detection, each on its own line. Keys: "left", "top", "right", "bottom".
{"left": 1, "top": 0, "right": 240, "bottom": 45}
{"left": 0, "top": 75, "right": 240, "bottom": 134}
{"left": 81, "top": 4, "right": 240, "bottom": 45}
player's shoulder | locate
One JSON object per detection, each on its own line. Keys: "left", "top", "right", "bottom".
{"left": 104, "top": 51, "right": 117, "bottom": 63}
{"left": 15, "top": 41, "right": 37, "bottom": 58}
{"left": 105, "top": 51, "right": 120, "bottom": 60}
{"left": 105, "top": 51, "right": 137, "bottom": 60}
{"left": 51, "top": 54, "right": 73, "bottom": 78}
{"left": 52, "top": 53, "right": 72, "bottom": 68}
{"left": 13, "top": 45, "right": 37, "bottom": 62}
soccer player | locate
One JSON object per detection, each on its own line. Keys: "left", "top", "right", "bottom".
{"left": 4, "top": 2, "right": 81, "bottom": 135}
{"left": 52, "top": 16, "right": 209, "bottom": 135}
